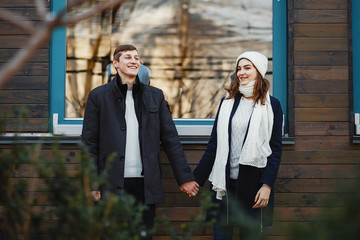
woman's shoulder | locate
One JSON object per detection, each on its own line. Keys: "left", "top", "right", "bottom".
{"left": 270, "top": 95, "right": 280, "bottom": 105}
{"left": 269, "top": 95, "right": 283, "bottom": 114}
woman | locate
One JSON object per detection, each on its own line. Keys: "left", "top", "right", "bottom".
{"left": 193, "top": 51, "right": 283, "bottom": 239}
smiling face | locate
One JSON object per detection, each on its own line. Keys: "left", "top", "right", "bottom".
{"left": 236, "top": 58, "right": 259, "bottom": 86}
{"left": 113, "top": 50, "right": 140, "bottom": 79}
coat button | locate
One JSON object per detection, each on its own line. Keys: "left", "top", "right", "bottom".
{"left": 121, "top": 126, "right": 126, "bottom": 131}
{"left": 120, "top": 156, "right": 124, "bottom": 161}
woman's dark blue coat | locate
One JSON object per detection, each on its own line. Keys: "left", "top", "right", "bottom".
{"left": 193, "top": 93, "right": 283, "bottom": 226}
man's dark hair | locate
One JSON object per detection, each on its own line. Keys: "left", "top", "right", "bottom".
{"left": 113, "top": 44, "right": 138, "bottom": 61}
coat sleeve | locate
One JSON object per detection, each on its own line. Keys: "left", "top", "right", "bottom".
{"left": 193, "top": 98, "right": 224, "bottom": 186}
{"left": 81, "top": 91, "right": 101, "bottom": 175}
{"left": 158, "top": 92, "right": 195, "bottom": 185}
{"left": 260, "top": 97, "right": 283, "bottom": 189}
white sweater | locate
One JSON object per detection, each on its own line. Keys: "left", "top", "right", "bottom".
{"left": 124, "top": 90, "right": 143, "bottom": 178}
{"left": 229, "top": 97, "right": 254, "bottom": 179}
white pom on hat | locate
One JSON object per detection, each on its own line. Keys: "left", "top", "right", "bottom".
{"left": 236, "top": 51, "right": 268, "bottom": 78}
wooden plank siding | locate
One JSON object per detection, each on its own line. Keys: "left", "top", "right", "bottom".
{"left": 286, "top": 0, "right": 360, "bottom": 237}
{"left": 1, "top": 0, "right": 360, "bottom": 239}
{"left": 0, "top": 0, "right": 49, "bottom": 132}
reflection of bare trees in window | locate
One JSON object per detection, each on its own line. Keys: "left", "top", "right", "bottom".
{"left": 66, "top": 7, "right": 111, "bottom": 117}
{"left": 66, "top": 0, "right": 139, "bottom": 118}
{"left": 63, "top": 0, "right": 272, "bottom": 119}
{"left": 173, "top": 0, "right": 191, "bottom": 118}
{"left": 0, "top": 0, "right": 127, "bottom": 89}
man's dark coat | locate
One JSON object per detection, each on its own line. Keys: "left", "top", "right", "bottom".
{"left": 82, "top": 74, "right": 195, "bottom": 204}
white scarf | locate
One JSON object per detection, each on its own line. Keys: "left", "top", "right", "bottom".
{"left": 239, "top": 81, "right": 255, "bottom": 97}
{"left": 208, "top": 91, "right": 274, "bottom": 200}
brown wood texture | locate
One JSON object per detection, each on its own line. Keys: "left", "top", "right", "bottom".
{"left": 294, "top": 51, "right": 348, "bottom": 65}
{"left": 294, "top": 0, "right": 347, "bottom": 10}
{"left": 294, "top": 10, "right": 347, "bottom": 23}
{"left": 1, "top": 76, "right": 49, "bottom": 90}
{"left": 295, "top": 122, "right": 349, "bottom": 135}
{"left": 293, "top": 66, "right": 348, "bottom": 80}
{"left": 294, "top": 24, "right": 347, "bottom": 38}
{"left": 294, "top": 108, "right": 348, "bottom": 122}
{"left": 294, "top": 38, "right": 348, "bottom": 51}
{"left": 281, "top": 150, "right": 360, "bottom": 164}
{"left": 0, "top": 0, "right": 47, "bottom": 7}
{"left": 0, "top": 8, "right": 43, "bottom": 21}
{"left": 294, "top": 136, "right": 357, "bottom": 151}
{"left": 0, "top": 118, "right": 48, "bottom": 132}
{"left": 294, "top": 80, "right": 348, "bottom": 94}
{"left": 0, "top": 49, "right": 48, "bottom": 63}
{"left": 0, "top": 62, "right": 49, "bottom": 76}
{"left": 0, "top": 35, "right": 48, "bottom": 49}
{"left": 0, "top": 4, "right": 49, "bottom": 132}
{"left": 0, "top": 90, "right": 48, "bottom": 104}
{"left": 0, "top": 104, "right": 48, "bottom": 118}
{"left": 294, "top": 94, "right": 349, "bottom": 108}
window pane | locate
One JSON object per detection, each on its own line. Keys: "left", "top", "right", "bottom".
{"left": 65, "top": 0, "right": 273, "bottom": 118}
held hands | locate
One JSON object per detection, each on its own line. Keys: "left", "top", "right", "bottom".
{"left": 253, "top": 184, "right": 271, "bottom": 209}
{"left": 91, "top": 191, "right": 101, "bottom": 202}
{"left": 180, "top": 181, "right": 199, "bottom": 197}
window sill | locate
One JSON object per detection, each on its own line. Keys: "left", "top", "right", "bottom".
{"left": 0, "top": 134, "right": 295, "bottom": 145}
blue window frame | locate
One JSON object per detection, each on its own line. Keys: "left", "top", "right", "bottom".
{"left": 49, "top": 0, "right": 288, "bottom": 136}
{"left": 353, "top": 0, "right": 360, "bottom": 135}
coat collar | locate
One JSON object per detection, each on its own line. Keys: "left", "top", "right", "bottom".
{"left": 113, "top": 73, "right": 143, "bottom": 99}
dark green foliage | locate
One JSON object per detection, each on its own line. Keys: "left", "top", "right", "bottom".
{"left": 157, "top": 190, "right": 216, "bottom": 240}
{"left": 287, "top": 168, "right": 360, "bottom": 240}
{"left": 0, "top": 135, "right": 148, "bottom": 240}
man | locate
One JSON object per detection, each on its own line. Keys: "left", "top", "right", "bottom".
{"left": 81, "top": 45, "right": 199, "bottom": 238}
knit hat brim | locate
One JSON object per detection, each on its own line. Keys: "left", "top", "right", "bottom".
{"left": 236, "top": 51, "right": 268, "bottom": 78}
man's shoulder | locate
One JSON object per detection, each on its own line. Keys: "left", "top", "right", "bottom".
{"left": 143, "top": 85, "right": 164, "bottom": 97}
{"left": 89, "top": 82, "right": 113, "bottom": 97}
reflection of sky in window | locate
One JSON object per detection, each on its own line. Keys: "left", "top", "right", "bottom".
{"left": 113, "top": 0, "right": 272, "bottom": 45}
{"left": 65, "top": 0, "right": 272, "bottom": 118}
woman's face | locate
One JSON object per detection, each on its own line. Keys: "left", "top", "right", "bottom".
{"left": 236, "top": 58, "right": 259, "bottom": 86}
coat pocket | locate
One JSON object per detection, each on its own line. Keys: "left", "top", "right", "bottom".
{"left": 147, "top": 107, "right": 159, "bottom": 113}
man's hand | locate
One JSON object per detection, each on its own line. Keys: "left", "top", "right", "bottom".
{"left": 91, "top": 191, "right": 101, "bottom": 202}
{"left": 253, "top": 184, "right": 271, "bottom": 208}
{"left": 180, "top": 181, "right": 199, "bottom": 197}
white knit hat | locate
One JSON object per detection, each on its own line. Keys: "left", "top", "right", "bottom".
{"left": 236, "top": 51, "right": 268, "bottom": 78}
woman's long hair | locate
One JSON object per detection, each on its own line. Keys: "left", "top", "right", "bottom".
{"left": 226, "top": 63, "right": 270, "bottom": 105}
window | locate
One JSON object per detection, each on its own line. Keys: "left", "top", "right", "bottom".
{"left": 50, "top": 0, "right": 288, "bottom": 137}
{"left": 353, "top": 0, "right": 360, "bottom": 137}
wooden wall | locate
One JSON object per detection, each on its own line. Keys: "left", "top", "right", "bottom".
{"left": 275, "top": 0, "right": 360, "bottom": 239}
{"left": 0, "top": 0, "right": 49, "bottom": 132}
{"left": 1, "top": 0, "right": 360, "bottom": 239}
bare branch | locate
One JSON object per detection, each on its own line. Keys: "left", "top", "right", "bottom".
{"left": 0, "top": 9, "right": 35, "bottom": 34}
{"left": 63, "top": 0, "right": 125, "bottom": 25}
{"left": 35, "top": 0, "right": 48, "bottom": 19}
{"left": 0, "top": 0, "right": 126, "bottom": 88}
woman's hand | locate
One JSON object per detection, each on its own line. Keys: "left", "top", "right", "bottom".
{"left": 253, "top": 184, "right": 271, "bottom": 208}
